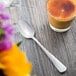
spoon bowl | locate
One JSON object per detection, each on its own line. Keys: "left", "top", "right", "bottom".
{"left": 18, "top": 20, "right": 35, "bottom": 38}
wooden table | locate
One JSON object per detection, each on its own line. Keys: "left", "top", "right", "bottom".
{"left": 9, "top": 0, "right": 76, "bottom": 76}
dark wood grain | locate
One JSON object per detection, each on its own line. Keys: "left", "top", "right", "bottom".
{"left": 14, "top": 0, "right": 76, "bottom": 76}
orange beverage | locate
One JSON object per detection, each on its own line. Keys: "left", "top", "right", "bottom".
{"left": 47, "top": 0, "right": 76, "bottom": 32}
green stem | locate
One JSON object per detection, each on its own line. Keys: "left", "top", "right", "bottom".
{"left": 0, "top": 27, "right": 5, "bottom": 41}
{"left": 0, "top": 28, "right": 5, "bottom": 35}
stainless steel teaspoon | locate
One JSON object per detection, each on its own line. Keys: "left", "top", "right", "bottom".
{"left": 18, "top": 20, "right": 67, "bottom": 73}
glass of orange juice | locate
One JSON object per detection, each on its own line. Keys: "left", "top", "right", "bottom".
{"left": 47, "top": 0, "right": 76, "bottom": 32}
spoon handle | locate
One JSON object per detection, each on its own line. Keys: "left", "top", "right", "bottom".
{"left": 32, "top": 37, "right": 67, "bottom": 73}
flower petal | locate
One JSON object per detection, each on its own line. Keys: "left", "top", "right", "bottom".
{"left": 1, "top": 14, "right": 10, "bottom": 20}
{"left": 0, "top": 38, "right": 12, "bottom": 51}
{"left": 0, "top": 3, "right": 5, "bottom": 11}
{"left": 0, "top": 45, "right": 32, "bottom": 76}
{"left": 3, "top": 24, "right": 14, "bottom": 35}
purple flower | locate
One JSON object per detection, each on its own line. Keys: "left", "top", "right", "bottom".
{"left": 0, "top": 24, "right": 14, "bottom": 51}
{"left": 3, "top": 23, "right": 14, "bottom": 36}
{"left": 0, "top": 37, "right": 12, "bottom": 51}
{"left": 0, "top": 4, "right": 14, "bottom": 52}
{"left": 0, "top": 13, "right": 10, "bottom": 20}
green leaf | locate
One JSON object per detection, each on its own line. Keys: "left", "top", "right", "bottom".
{"left": 17, "top": 41, "right": 23, "bottom": 46}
